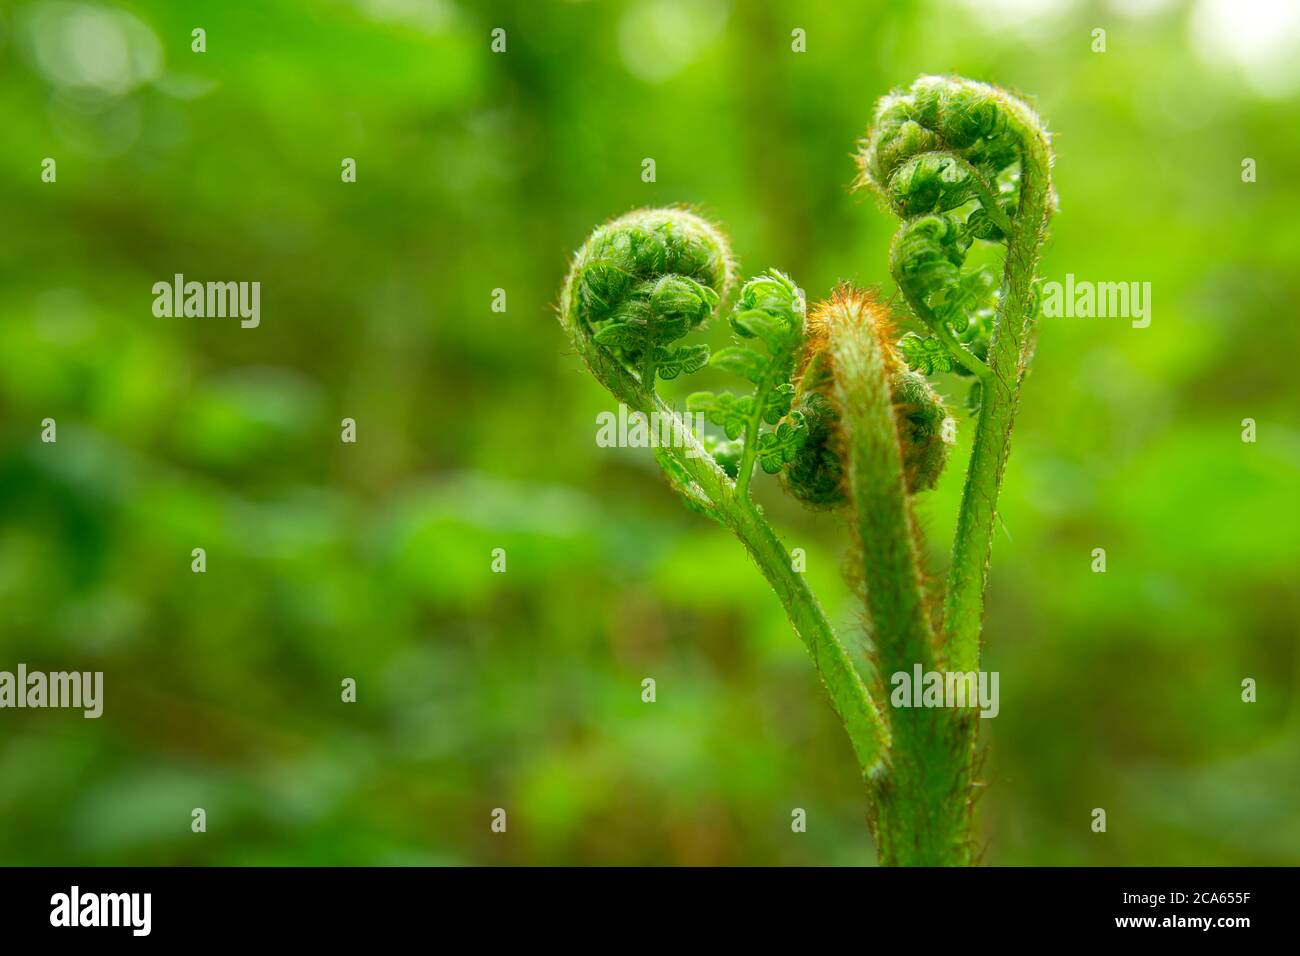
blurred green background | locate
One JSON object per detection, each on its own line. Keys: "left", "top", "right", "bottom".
{"left": 1, "top": 0, "right": 1298, "bottom": 865}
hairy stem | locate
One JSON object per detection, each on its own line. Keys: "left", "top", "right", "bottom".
{"left": 725, "top": 495, "right": 890, "bottom": 777}
{"left": 825, "top": 293, "right": 971, "bottom": 865}
{"left": 654, "top": 408, "right": 889, "bottom": 777}
{"left": 943, "top": 128, "right": 1052, "bottom": 674}
{"left": 560, "top": 265, "right": 889, "bottom": 778}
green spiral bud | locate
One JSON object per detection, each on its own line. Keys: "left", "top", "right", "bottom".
{"left": 564, "top": 208, "right": 734, "bottom": 386}
{"left": 859, "top": 75, "right": 1029, "bottom": 199}
{"left": 855, "top": 76, "right": 1054, "bottom": 385}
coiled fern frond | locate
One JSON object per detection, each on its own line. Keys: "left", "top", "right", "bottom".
{"left": 556, "top": 210, "right": 891, "bottom": 776}
{"left": 561, "top": 208, "right": 735, "bottom": 403}
{"left": 552, "top": 73, "right": 1058, "bottom": 867}
{"left": 783, "top": 289, "right": 951, "bottom": 509}
{"left": 856, "top": 75, "right": 1054, "bottom": 392}
{"left": 858, "top": 74, "right": 1055, "bottom": 678}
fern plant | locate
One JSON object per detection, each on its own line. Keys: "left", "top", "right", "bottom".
{"left": 556, "top": 76, "right": 1055, "bottom": 866}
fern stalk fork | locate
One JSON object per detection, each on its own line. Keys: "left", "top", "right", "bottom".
{"left": 554, "top": 75, "right": 1055, "bottom": 866}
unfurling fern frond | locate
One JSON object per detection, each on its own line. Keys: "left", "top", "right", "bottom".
{"left": 688, "top": 269, "right": 809, "bottom": 494}
{"left": 552, "top": 72, "right": 1057, "bottom": 868}
{"left": 857, "top": 75, "right": 1054, "bottom": 389}
{"left": 782, "top": 288, "right": 951, "bottom": 509}
{"left": 561, "top": 208, "right": 735, "bottom": 402}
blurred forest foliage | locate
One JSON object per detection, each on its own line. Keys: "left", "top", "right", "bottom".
{"left": 1, "top": 0, "right": 1298, "bottom": 865}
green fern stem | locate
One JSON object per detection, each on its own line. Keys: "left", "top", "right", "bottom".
{"left": 558, "top": 208, "right": 889, "bottom": 778}
{"left": 820, "top": 290, "right": 971, "bottom": 865}
{"left": 652, "top": 401, "right": 891, "bottom": 777}
{"left": 852, "top": 76, "right": 1056, "bottom": 861}
{"left": 942, "top": 111, "right": 1053, "bottom": 675}
{"left": 724, "top": 492, "right": 891, "bottom": 776}
{"left": 649, "top": 410, "right": 891, "bottom": 777}
{"left": 558, "top": 74, "right": 1057, "bottom": 864}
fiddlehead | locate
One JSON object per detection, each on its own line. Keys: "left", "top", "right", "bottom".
{"left": 857, "top": 75, "right": 1052, "bottom": 392}
{"left": 560, "top": 207, "right": 735, "bottom": 408}
{"left": 781, "top": 294, "right": 952, "bottom": 509}
{"left": 799, "top": 287, "right": 941, "bottom": 672}
{"left": 555, "top": 71, "right": 1058, "bottom": 864}
{"left": 857, "top": 75, "right": 1055, "bottom": 672}
{"left": 556, "top": 211, "right": 890, "bottom": 778}
{"left": 802, "top": 286, "right": 971, "bottom": 865}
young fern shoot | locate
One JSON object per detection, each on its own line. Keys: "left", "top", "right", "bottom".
{"left": 553, "top": 75, "right": 1055, "bottom": 866}
{"left": 686, "top": 270, "right": 807, "bottom": 496}
{"left": 558, "top": 209, "right": 890, "bottom": 776}
{"left": 857, "top": 75, "right": 1056, "bottom": 674}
